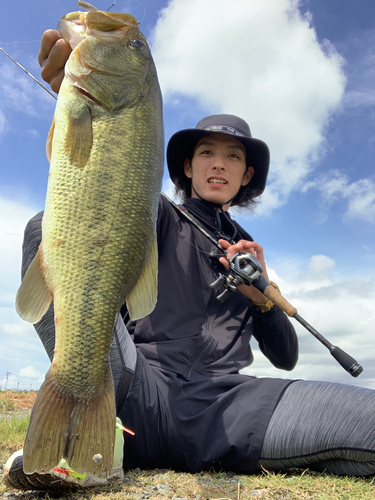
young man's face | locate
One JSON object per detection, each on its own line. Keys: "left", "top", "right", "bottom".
{"left": 183, "top": 134, "right": 254, "bottom": 210}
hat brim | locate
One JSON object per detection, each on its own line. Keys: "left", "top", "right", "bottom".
{"left": 166, "top": 128, "right": 270, "bottom": 199}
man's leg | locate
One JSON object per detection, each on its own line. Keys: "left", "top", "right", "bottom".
{"left": 258, "top": 380, "right": 375, "bottom": 476}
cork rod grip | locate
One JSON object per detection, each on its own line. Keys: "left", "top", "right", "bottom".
{"left": 263, "top": 285, "right": 297, "bottom": 317}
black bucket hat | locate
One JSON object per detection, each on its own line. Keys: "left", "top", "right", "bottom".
{"left": 166, "top": 114, "right": 270, "bottom": 206}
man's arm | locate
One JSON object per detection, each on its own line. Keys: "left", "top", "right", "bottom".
{"left": 218, "top": 238, "right": 298, "bottom": 371}
{"left": 252, "top": 306, "right": 298, "bottom": 371}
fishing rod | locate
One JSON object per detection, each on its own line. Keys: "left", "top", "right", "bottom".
{"left": 163, "top": 193, "right": 364, "bottom": 378}
{"left": 0, "top": 47, "right": 57, "bottom": 100}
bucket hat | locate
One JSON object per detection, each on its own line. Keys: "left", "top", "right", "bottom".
{"left": 166, "top": 114, "right": 270, "bottom": 205}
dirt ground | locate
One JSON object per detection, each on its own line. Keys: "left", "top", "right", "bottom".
{"left": 0, "top": 391, "right": 37, "bottom": 411}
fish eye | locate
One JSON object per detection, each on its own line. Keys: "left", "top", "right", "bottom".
{"left": 129, "top": 39, "right": 145, "bottom": 49}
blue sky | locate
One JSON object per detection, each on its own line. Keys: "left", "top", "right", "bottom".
{"left": 0, "top": 0, "right": 374, "bottom": 391}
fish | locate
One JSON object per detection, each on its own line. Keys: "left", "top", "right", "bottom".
{"left": 15, "top": 4, "right": 164, "bottom": 478}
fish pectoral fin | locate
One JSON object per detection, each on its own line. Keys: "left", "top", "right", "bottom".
{"left": 16, "top": 245, "right": 53, "bottom": 324}
{"left": 65, "top": 107, "right": 93, "bottom": 169}
{"left": 46, "top": 115, "right": 55, "bottom": 163}
{"left": 126, "top": 233, "right": 158, "bottom": 320}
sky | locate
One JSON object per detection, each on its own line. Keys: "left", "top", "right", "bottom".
{"left": 0, "top": 0, "right": 374, "bottom": 391}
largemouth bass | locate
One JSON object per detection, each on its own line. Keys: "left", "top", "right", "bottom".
{"left": 15, "top": 4, "right": 163, "bottom": 477}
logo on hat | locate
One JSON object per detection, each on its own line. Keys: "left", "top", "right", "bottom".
{"left": 203, "top": 125, "right": 245, "bottom": 137}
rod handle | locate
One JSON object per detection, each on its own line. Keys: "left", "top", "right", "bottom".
{"left": 263, "top": 284, "right": 297, "bottom": 317}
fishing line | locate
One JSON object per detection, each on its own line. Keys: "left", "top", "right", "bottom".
{"left": 133, "top": 0, "right": 146, "bottom": 24}
{"left": 107, "top": 1, "right": 116, "bottom": 11}
{"left": 178, "top": 230, "right": 218, "bottom": 258}
{"left": 162, "top": 193, "right": 225, "bottom": 258}
{"left": 0, "top": 47, "right": 57, "bottom": 100}
{"left": 0, "top": 40, "right": 40, "bottom": 45}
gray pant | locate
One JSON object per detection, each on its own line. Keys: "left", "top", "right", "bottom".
{"left": 23, "top": 213, "right": 375, "bottom": 476}
{"left": 259, "top": 380, "right": 375, "bottom": 476}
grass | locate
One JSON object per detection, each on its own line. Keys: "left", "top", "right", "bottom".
{"left": 1, "top": 390, "right": 375, "bottom": 499}
{"left": 0, "top": 390, "right": 36, "bottom": 464}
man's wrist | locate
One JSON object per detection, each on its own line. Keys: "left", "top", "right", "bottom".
{"left": 250, "top": 281, "right": 279, "bottom": 313}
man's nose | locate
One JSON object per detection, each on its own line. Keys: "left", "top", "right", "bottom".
{"left": 212, "top": 153, "right": 226, "bottom": 169}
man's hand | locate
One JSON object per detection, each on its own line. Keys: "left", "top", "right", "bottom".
{"left": 38, "top": 30, "right": 72, "bottom": 93}
{"left": 218, "top": 239, "right": 270, "bottom": 305}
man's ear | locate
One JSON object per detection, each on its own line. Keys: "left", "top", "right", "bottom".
{"left": 184, "top": 158, "right": 192, "bottom": 178}
{"left": 241, "top": 166, "right": 254, "bottom": 186}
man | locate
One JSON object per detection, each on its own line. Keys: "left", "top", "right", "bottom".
{"left": 4, "top": 31, "right": 375, "bottom": 490}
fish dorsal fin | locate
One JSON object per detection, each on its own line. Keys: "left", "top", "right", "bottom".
{"left": 46, "top": 115, "right": 55, "bottom": 163}
{"left": 126, "top": 232, "right": 158, "bottom": 320}
{"left": 65, "top": 107, "right": 93, "bottom": 169}
{"left": 16, "top": 245, "right": 53, "bottom": 324}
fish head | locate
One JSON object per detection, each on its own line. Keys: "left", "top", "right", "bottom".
{"left": 57, "top": 10, "right": 158, "bottom": 111}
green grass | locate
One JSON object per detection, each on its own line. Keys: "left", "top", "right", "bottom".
{"left": 0, "top": 412, "right": 29, "bottom": 464}
{"left": 1, "top": 396, "right": 375, "bottom": 499}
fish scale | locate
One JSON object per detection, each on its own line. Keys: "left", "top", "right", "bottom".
{"left": 16, "top": 7, "right": 163, "bottom": 478}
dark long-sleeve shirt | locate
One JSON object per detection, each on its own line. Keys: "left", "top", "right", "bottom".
{"left": 123, "top": 195, "right": 298, "bottom": 379}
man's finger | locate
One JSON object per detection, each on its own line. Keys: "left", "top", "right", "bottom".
{"left": 218, "top": 239, "right": 230, "bottom": 249}
{"left": 49, "top": 72, "right": 65, "bottom": 94}
{"left": 39, "top": 36, "right": 72, "bottom": 91}
{"left": 38, "top": 30, "right": 63, "bottom": 67}
{"left": 41, "top": 38, "right": 72, "bottom": 81}
{"left": 219, "top": 256, "right": 229, "bottom": 270}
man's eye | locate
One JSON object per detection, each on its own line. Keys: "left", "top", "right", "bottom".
{"left": 201, "top": 150, "right": 212, "bottom": 155}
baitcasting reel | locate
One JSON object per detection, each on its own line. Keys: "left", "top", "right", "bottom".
{"left": 210, "top": 252, "right": 264, "bottom": 302}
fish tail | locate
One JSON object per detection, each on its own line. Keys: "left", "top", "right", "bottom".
{"left": 23, "top": 369, "right": 116, "bottom": 477}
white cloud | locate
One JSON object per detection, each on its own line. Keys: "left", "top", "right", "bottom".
{"left": 0, "top": 195, "right": 49, "bottom": 390}
{"left": 302, "top": 171, "right": 375, "bottom": 223}
{"left": 1, "top": 321, "right": 32, "bottom": 336}
{"left": 307, "top": 254, "right": 335, "bottom": 276}
{"left": 152, "top": 0, "right": 346, "bottom": 214}
{"left": 19, "top": 365, "right": 42, "bottom": 379}
{"left": 0, "top": 194, "right": 41, "bottom": 306}
{"left": 0, "top": 109, "right": 7, "bottom": 139}
{"left": 0, "top": 62, "right": 55, "bottom": 118}
{"left": 340, "top": 29, "right": 375, "bottom": 110}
